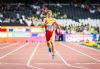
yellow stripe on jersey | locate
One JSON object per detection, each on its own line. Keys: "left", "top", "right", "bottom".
{"left": 46, "top": 18, "right": 56, "bottom": 25}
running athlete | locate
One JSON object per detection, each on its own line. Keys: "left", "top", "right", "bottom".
{"left": 42, "top": 10, "right": 60, "bottom": 59}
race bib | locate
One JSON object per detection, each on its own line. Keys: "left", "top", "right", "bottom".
{"left": 47, "top": 25, "right": 53, "bottom": 31}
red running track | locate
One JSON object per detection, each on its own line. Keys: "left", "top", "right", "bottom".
{"left": 0, "top": 42, "right": 100, "bottom": 69}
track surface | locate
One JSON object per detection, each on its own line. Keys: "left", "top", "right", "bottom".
{"left": 0, "top": 42, "right": 100, "bottom": 69}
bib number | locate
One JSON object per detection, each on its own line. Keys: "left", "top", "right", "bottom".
{"left": 47, "top": 25, "right": 53, "bottom": 31}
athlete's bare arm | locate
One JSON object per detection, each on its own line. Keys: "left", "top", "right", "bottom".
{"left": 54, "top": 20, "right": 61, "bottom": 30}
{"left": 41, "top": 18, "right": 47, "bottom": 28}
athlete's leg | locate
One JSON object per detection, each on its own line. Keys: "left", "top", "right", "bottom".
{"left": 51, "top": 41, "right": 55, "bottom": 59}
{"left": 47, "top": 41, "right": 51, "bottom": 52}
{"left": 51, "top": 42, "right": 54, "bottom": 53}
{"left": 50, "top": 32, "right": 55, "bottom": 53}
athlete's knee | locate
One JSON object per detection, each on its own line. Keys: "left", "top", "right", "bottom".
{"left": 51, "top": 41, "right": 54, "bottom": 44}
{"left": 47, "top": 41, "right": 50, "bottom": 46}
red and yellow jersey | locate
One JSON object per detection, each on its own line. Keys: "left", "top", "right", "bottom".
{"left": 44, "top": 17, "right": 56, "bottom": 32}
{"left": 42, "top": 17, "right": 56, "bottom": 42}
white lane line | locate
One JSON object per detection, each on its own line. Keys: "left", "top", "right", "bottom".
{"left": 59, "top": 43, "right": 100, "bottom": 62}
{"left": 0, "top": 62, "right": 42, "bottom": 69}
{"left": 26, "top": 42, "right": 39, "bottom": 65}
{"left": 55, "top": 49, "right": 86, "bottom": 69}
{"left": 0, "top": 43, "right": 19, "bottom": 49}
{"left": 0, "top": 42, "right": 29, "bottom": 59}
{"left": 27, "top": 64, "right": 43, "bottom": 69}
{"left": 75, "top": 63, "right": 100, "bottom": 64}
{"left": 37, "top": 62, "right": 63, "bottom": 65}
{"left": 0, "top": 63, "right": 24, "bottom": 65}
{"left": 73, "top": 43, "right": 100, "bottom": 52}
{"left": 0, "top": 42, "right": 9, "bottom": 45}
{"left": 55, "top": 49, "right": 69, "bottom": 65}
{"left": 26, "top": 42, "right": 42, "bottom": 69}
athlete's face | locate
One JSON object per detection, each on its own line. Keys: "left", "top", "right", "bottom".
{"left": 47, "top": 11, "right": 52, "bottom": 17}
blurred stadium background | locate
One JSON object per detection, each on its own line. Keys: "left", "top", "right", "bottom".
{"left": 0, "top": 0, "right": 100, "bottom": 49}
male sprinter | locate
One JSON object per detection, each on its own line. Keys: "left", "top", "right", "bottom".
{"left": 42, "top": 10, "right": 60, "bottom": 59}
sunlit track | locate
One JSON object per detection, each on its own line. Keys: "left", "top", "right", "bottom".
{"left": 0, "top": 43, "right": 29, "bottom": 59}
{"left": 55, "top": 49, "right": 85, "bottom": 69}
{"left": 0, "top": 43, "right": 19, "bottom": 49}
{"left": 0, "top": 42, "right": 12, "bottom": 46}
{"left": 71, "top": 42, "right": 100, "bottom": 52}
{"left": 26, "top": 42, "right": 42, "bottom": 69}
{"left": 0, "top": 42, "right": 100, "bottom": 69}
{"left": 0, "top": 42, "right": 25, "bottom": 57}
{"left": 0, "top": 42, "right": 9, "bottom": 45}
{"left": 55, "top": 49, "right": 69, "bottom": 65}
{"left": 59, "top": 42, "right": 100, "bottom": 62}
{"left": 62, "top": 42, "right": 100, "bottom": 61}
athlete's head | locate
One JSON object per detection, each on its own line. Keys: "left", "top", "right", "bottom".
{"left": 47, "top": 10, "right": 52, "bottom": 17}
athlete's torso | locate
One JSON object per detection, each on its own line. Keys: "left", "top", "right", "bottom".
{"left": 45, "top": 18, "right": 56, "bottom": 32}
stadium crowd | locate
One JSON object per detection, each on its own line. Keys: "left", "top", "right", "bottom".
{"left": 0, "top": 3, "right": 100, "bottom": 35}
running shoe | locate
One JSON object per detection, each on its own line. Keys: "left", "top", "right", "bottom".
{"left": 52, "top": 53, "right": 55, "bottom": 60}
